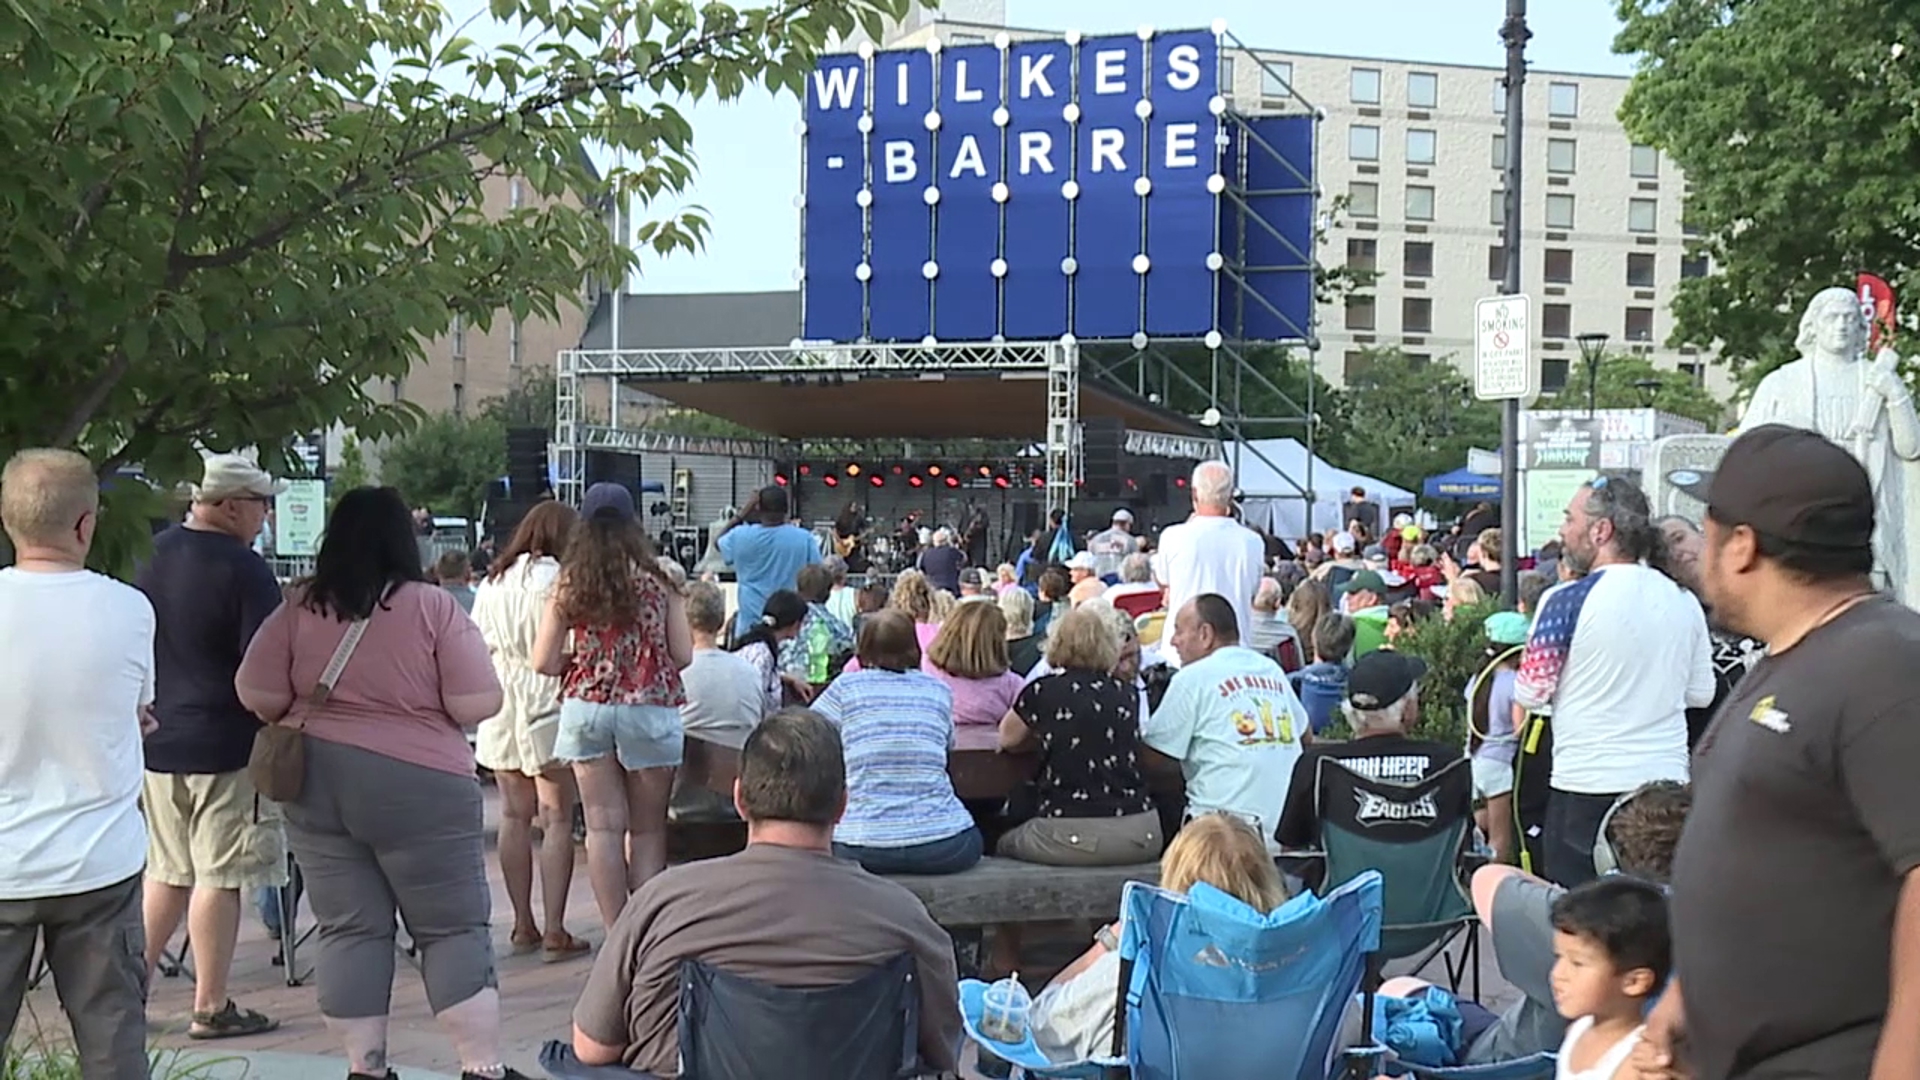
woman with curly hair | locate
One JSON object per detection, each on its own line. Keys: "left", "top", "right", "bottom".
{"left": 533, "top": 484, "right": 691, "bottom": 928}
{"left": 888, "top": 569, "right": 943, "bottom": 654}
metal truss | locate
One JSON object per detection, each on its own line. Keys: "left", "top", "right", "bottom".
{"left": 561, "top": 340, "right": 1057, "bottom": 379}
{"left": 578, "top": 425, "right": 776, "bottom": 459}
{"left": 1046, "top": 343, "right": 1079, "bottom": 523}
{"left": 555, "top": 350, "right": 584, "bottom": 506}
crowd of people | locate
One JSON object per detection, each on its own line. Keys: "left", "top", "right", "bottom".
{"left": 3, "top": 421, "right": 1917, "bottom": 1080}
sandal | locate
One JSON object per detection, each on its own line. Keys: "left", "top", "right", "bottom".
{"left": 189, "top": 1000, "right": 279, "bottom": 1039}
{"left": 542, "top": 931, "right": 591, "bottom": 964}
{"left": 508, "top": 928, "right": 542, "bottom": 956}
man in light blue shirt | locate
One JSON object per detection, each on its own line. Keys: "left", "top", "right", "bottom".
{"left": 717, "top": 485, "right": 821, "bottom": 639}
{"left": 1141, "top": 592, "right": 1308, "bottom": 853}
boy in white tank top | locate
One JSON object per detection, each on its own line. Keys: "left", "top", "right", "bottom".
{"left": 1547, "top": 878, "right": 1670, "bottom": 1079}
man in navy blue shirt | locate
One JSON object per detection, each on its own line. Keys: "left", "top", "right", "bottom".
{"left": 137, "top": 454, "right": 287, "bottom": 1038}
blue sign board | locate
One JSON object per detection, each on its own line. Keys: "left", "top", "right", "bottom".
{"left": 801, "top": 31, "right": 1315, "bottom": 345}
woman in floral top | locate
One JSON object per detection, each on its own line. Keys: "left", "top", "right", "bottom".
{"left": 534, "top": 483, "right": 691, "bottom": 929}
{"left": 997, "top": 607, "right": 1160, "bottom": 866}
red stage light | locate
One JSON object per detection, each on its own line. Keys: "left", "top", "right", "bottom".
{"left": 908, "top": 475, "right": 925, "bottom": 488}
{"left": 891, "top": 464, "right": 904, "bottom": 475}
{"left": 869, "top": 474, "right": 884, "bottom": 487}
{"left": 1174, "top": 476, "right": 1188, "bottom": 488}
{"left": 944, "top": 475, "right": 961, "bottom": 488}
{"left": 774, "top": 473, "right": 790, "bottom": 487}
{"left": 823, "top": 474, "right": 839, "bottom": 487}
{"left": 993, "top": 476, "right": 1011, "bottom": 489}
{"left": 1030, "top": 475, "right": 1045, "bottom": 487}
{"left": 798, "top": 463, "right": 812, "bottom": 476}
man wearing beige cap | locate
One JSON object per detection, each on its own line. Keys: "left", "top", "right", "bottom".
{"left": 136, "top": 453, "right": 287, "bottom": 1038}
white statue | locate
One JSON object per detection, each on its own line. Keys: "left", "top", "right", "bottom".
{"left": 1738, "top": 286, "right": 1920, "bottom": 602}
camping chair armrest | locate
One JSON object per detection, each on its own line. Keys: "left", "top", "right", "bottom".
{"left": 1343, "top": 1043, "right": 1390, "bottom": 1080}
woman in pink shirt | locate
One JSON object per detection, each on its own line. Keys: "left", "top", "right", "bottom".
{"left": 533, "top": 483, "right": 691, "bottom": 929}
{"left": 925, "top": 600, "right": 1025, "bottom": 726}
{"left": 236, "top": 487, "right": 523, "bottom": 1080}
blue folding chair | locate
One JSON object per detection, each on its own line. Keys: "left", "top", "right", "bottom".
{"left": 961, "top": 871, "right": 1385, "bottom": 1079}
{"left": 1393, "top": 1052, "right": 1557, "bottom": 1080}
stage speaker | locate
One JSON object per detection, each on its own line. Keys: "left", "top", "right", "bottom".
{"left": 662, "top": 526, "right": 708, "bottom": 570}
{"left": 505, "top": 427, "right": 551, "bottom": 500}
{"left": 1007, "top": 500, "right": 1041, "bottom": 544}
{"left": 1082, "top": 416, "right": 1126, "bottom": 498}
{"left": 584, "top": 450, "right": 641, "bottom": 492}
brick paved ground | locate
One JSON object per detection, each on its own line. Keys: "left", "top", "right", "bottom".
{"left": 18, "top": 785, "right": 1520, "bottom": 1079}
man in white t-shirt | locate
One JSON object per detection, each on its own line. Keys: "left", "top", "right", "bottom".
{"left": 1155, "top": 461, "right": 1265, "bottom": 659}
{"left": 1514, "top": 475, "right": 1713, "bottom": 887}
{"left": 0, "top": 448, "right": 157, "bottom": 1078}
{"left": 1087, "top": 509, "right": 1135, "bottom": 580}
{"left": 1142, "top": 593, "right": 1308, "bottom": 851}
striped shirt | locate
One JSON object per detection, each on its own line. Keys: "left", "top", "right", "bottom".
{"left": 812, "top": 669, "right": 972, "bottom": 849}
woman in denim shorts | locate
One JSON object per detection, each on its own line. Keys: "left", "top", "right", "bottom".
{"left": 534, "top": 483, "right": 691, "bottom": 929}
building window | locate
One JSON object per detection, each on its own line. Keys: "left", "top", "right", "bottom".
{"left": 1545, "top": 248, "right": 1574, "bottom": 284}
{"left": 1683, "top": 208, "right": 1702, "bottom": 236}
{"left": 1627, "top": 252, "right": 1657, "bottom": 288}
{"left": 1547, "top": 138, "right": 1577, "bottom": 174}
{"left": 1625, "top": 307, "right": 1655, "bottom": 342}
{"left": 509, "top": 317, "right": 523, "bottom": 368}
{"left": 1261, "top": 60, "right": 1292, "bottom": 100}
{"left": 452, "top": 383, "right": 466, "bottom": 417}
{"left": 1548, "top": 81, "right": 1579, "bottom": 117}
{"left": 1681, "top": 251, "right": 1710, "bottom": 279}
{"left": 451, "top": 315, "right": 466, "bottom": 358}
{"left": 1490, "top": 189, "right": 1506, "bottom": 226}
{"left": 1349, "top": 124, "right": 1380, "bottom": 161}
{"left": 1630, "top": 144, "right": 1660, "bottom": 178}
{"left": 1542, "top": 303, "right": 1572, "bottom": 338}
{"left": 1220, "top": 54, "right": 1237, "bottom": 97}
{"left": 1546, "top": 193, "right": 1576, "bottom": 229}
{"left": 1407, "top": 128, "right": 1437, "bottom": 165}
{"left": 1347, "top": 238, "right": 1378, "bottom": 273}
{"left": 1406, "top": 185, "right": 1435, "bottom": 221}
{"left": 1344, "top": 350, "right": 1369, "bottom": 381}
{"left": 1348, "top": 181, "right": 1379, "bottom": 218}
{"left": 1404, "top": 240, "right": 1433, "bottom": 278}
{"left": 1488, "top": 245, "right": 1507, "bottom": 282}
{"left": 1629, "top": 198, "right": 1658, "bottom": 233}
{"left": 1493, "top": 79, "right": 1507, "bottom": 113}
{"left": 1406, "top": 352, "right": 1432, "bottom": 366}
{"left": 510, "top": 178, "right": 525, "bottom": 208}
{"left": 1408, "top": 71, "right": 1439, "bottom": 109}
{"left": 1680, "top": 361, "right": 1704, "bottom": 383}
{"left": 1346, "top": 295, "right": 1377, "bottom": 331}
{"left": 1351, "top": 67, "right": 1382, "bottom": 104}
{"left": 1542, "top": 358, "right": 1571, "bottom": 392}
{"left": 1491, "top": 133, "right": 1507, "bottom": 169}
{"left": 1403, "top": 297, "right": 1433, "bottom": 334}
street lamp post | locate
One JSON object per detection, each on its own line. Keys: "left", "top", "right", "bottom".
{"left": 1576, "top": 332, "right": 1611, "bottom": 417}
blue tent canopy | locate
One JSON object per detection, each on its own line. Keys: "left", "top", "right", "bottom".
{"left": 1422, "top": 468, "right": 1502, "bottom": 501}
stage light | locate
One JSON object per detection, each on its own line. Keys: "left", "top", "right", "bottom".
{"left": 798, "top": 463, "right": 812, "bottom": 477}
{"left": 823, "top": 474, "right": 839, "bottom": 488}
{"left": 993, "top": 475, "right": 1011, "bottom": 489}
{"left": 927, "top": 464, "right": 943, "bottom": 477}
{"left": 1030, "top": 475, "right": 1045, "bottom": 488}
{"left": 1174, "top": 476, "right": 1188, "bottom": 488}
{"left": 977, "top": 464, "right": 992, "bottom": 478}
{"left": 908, "top": 475, "right": 925, "bottom": 488}
{"left": 944, "top": 475, "right": 961, "bottom": 488}
{"left": 1125, "top": 478, "right": 1138, "bottom": 490}
{"left": 869, "top": 474, "right": 885, "bottom": 487}
{"left": 774, "top": 472, "right": 790, "bottom": 487}
{"left": 845, "top": 463, "right": 862, "bottom": 477}
{"left": 891, "top": 464, "right": 904, "bottom": 475}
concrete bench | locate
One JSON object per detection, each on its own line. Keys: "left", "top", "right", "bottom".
{"left": 888, "top": 856, "right": 1161, "bottom": 928}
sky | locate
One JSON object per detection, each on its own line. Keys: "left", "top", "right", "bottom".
{"left": 443, "top": 0, "right": 1633, "bottom": 293}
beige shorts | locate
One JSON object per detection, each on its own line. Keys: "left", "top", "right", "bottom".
{"left": 143, "top": 770, "right": 288, "bottom": 890}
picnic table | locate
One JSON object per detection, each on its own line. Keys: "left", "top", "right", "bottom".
{"left": 683, "top": 724, "right": 1039, "bottom": 802}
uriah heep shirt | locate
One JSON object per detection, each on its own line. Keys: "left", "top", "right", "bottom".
{"left": 1671, "top": 596, "right": 1920, "bottom": 1079}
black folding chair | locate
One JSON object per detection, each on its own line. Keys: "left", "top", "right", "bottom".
{"left": 1314, "top": 757, "right": 1482, "bottom": 999}
{"left": 539, "top": 953, "right": 921, "bottom": 1080}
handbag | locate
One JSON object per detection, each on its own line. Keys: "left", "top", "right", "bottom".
{"left": 248, "top": 617, "right": 369, "bottom": 802}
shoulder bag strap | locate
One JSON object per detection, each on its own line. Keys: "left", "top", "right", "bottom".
{"left": 308, "top": 618, "right": 370, "bottom": 708}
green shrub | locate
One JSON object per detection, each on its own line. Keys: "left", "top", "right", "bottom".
{"left": 1394, "top": 599, "right": 1505, "bottom": 747}
{"left": 4, "top": 1009, "right": 241, "bottom": 1080}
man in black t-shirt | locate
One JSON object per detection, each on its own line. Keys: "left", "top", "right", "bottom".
{"left": 1645, "top": 426, "right": 1920, "bottom": 1080}
{"left": 136, "top": 455, "right": 288, "bottom": 1038}
{"left": 1274, "top": 650, "right": 1460, "bottom": 851}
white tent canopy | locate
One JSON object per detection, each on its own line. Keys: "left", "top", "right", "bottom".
{"left": 1227, "top": 438, "right": 1415, "bottom": 541}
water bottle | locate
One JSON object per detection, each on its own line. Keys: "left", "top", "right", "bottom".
{"left": 979, "top": 973, "right": 1032, "bottom": 1044}
{"left": 806, "top": 617, "right": 830, "bottom": 684}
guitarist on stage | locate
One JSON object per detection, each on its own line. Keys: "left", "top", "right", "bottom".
{"left": 833, "top": 501, "right": 870, "bottom": 573}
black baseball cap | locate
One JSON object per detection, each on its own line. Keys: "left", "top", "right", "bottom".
{"left": 1347, "top": 649, "right": 1428, "bottom": 710}
{"left": 1706, "top": 424, "right": 1873, "bottom": 550}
